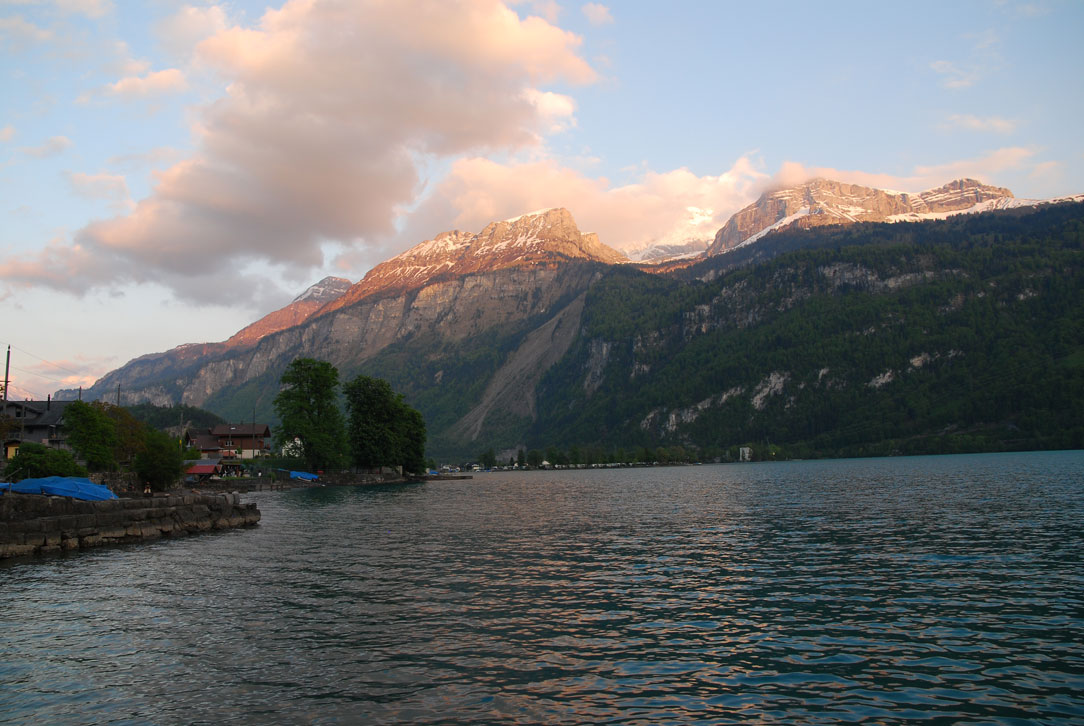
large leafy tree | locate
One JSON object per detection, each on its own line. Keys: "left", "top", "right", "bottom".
{"left": 343, "top": 375, "right": 426, "bottom": 474}
{"left": 105, "top": 405, "right": 146, "bottom": 468}
{"left": 273, "top": 358, "right": 346, "bottom": 471}
{"left": 135, "top": 429, "right": 185, "bottom": 491}
{"left": 64, "top": 401, "right": 118, "bottom": 472}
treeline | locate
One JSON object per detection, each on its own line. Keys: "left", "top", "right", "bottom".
{"left": 4, "top": 401, "right": 184, "bottom": 489}
{"left": 125, "top": 402, "right": 225, "bottom": 432}
{"left": 273, "top": 358, "right": 427, "bottom": 474}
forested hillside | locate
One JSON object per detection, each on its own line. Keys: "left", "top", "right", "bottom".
{"left": 527, "top": 202, "right": 1084, "bottom": 459}
{"left": 167, "top": 202, "right": 1084, "bottom": 462}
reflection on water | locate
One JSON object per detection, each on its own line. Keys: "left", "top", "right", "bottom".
{"left": 1, "top": 452, "right": 1082, "bottom": 724}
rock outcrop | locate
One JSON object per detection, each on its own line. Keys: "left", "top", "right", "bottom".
{"left": 67, "top": 209, "right": 618, "bottom": 412}
{"left": 320, "top": 207, "right": 625, "bottom": 314}
{"left": 55, "top": 277, "right": 354, "bottom": 404}
{"left": 706, "top": 178, "right": 1014, "bottom": 255}
{"left": 226, "top": 276, "right": 353, "bottom": 348}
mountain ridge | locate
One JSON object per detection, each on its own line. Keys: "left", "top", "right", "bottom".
{"left": 57, "top": 184, "right": 1084, "bottom": 462}
{"left": 317, "top": 207, "right": 625, "bottom": 316}
{"left": 705, "top": 177, "right": 1015, "bottom": 255}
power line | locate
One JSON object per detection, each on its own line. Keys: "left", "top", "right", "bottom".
{"left": 4, "top": 381, "right": 48, "bottom": 400}
{"left": 10, "top": 365, "right": 77, "bottom": 386}
{"left": 0, "top": 342, "right": 89, "bottom": 379}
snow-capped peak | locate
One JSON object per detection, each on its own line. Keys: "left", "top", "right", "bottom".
{"left": 292, "top": 276, "right": 354, "bottom": 304}
{"left": 501, "top": 208, "right": 558, "bottom": 224}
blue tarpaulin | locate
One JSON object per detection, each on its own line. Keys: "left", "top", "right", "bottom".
{"left": 289, "top": 470, "right": 319, "bottom": 481}
{"left": 0, "top": 476, "right": 118, "bottom": 501}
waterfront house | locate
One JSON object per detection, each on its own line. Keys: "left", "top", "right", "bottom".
{"left": 183, "top": 430, "right": 223, "bottom": 458}
{"left": 185, "top": 424, "right": 271, "bottom": 460}
{"left": 1, "top": 398, "right": 75, "bottom": 460}
{"left": 211, "top": 423, "right": 271, "bottom": 459}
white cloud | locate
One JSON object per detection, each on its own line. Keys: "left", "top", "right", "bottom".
{"left": 155, "top": 4, "right": 229, "bottom": 59}
{"left": 582, "top": 2, "right": 613, "bottom": 26}
{"left": 54, "top": 0, "right": 113, "bottom": 18}
{"left": 380, "top": 154, "right": 767, "bottom": 260}
{"left": 65, "top": 171, "right": 130, "bottom": 204}
{"left": 18, "top": 135, "right": 72, "bottom": 158}
{"left": 106, "top": 68, "right": 188, "bottom": 97}
{"left": 107, "top": 146, "right": 185, "bottom": 170}
{"left": 930, "top": 60, "right": 979, "bottom": 89}
{"left": 528, "top": 0, "right": 561, "bottom": 23}
{"left": 945, "top": 114, "right": 1017, "bottom": 134}
{"left": 0, "top": 15, "right": 53, "bottom": 48}
{"left": 0, "top": 0, "right": 598, "bottom": 307}
{"left": 521, "top": 88, "right": 577, "bottom": 134}
{"left": 771, "top": 147, "right": 1037, "bottom": 193}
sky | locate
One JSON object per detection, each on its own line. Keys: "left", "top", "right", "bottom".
{"left": 1, "top": 0, "right": 1082, "bottom": 399}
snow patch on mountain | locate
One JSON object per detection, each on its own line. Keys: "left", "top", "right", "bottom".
{"left": 292, "top": 276, "right": 353, "bottom": 303}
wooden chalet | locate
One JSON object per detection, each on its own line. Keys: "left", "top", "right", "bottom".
{"left": 185, "top": 423, "right": 271, "bottom": 460}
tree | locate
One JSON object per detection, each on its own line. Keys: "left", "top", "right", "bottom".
{"left": 343, "top": 375, "right": 398, "bottom": 469}
{"left": 273, "top": 358, "right": 346, "bottom": 471}
{"left": 517, "top": 448, "right": 526, "bottom": 468}
{"left": 398, "top": 405, "right": 427, "bottom": 474}
{"left": 479, "top": 448, "right": 496, "bottom": 469}
{"left": 105, "top": 404, "right": 146, "bottom": 467}
{"left": 135, "top": 429, "right": 185, "bottom": 491}
{"left": 6, "top": 442, "right": 87, "bottom": 480}
{"left": 343, "top": 374, "right": 427, "bottom": 474}
{"left": 64, "top": 401, "right": 118, "bottom": 471}
{"left": 526, "top": 449, "right": 543, "bottom": 468}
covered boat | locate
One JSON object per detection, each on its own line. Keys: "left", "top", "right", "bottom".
{"left": 0, "top": 476, "right": 118, "bottom": 501}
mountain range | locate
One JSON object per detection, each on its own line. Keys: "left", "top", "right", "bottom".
{"left": 60, "top": 177, "right": 1084, "bottom": 459}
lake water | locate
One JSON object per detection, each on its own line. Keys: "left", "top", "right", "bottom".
{"left": 1, "top": 451, "right": 1082, "bottom": 724}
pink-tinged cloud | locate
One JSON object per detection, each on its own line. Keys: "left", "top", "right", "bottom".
{"left": 945, "top": 114, "right": 1017, "bottom": 134}
{"left": 0, "top": 16, "right": 53, "bottom": 48}
{"left": 65, "top": 171, "right": 130, "bottom": 201}
{"left": 154, "top": 4, "right": 229, "bottom": 58}
{"left": 0, "top": 0, "right": 597, "bottom": 307}
{"left": 771, "top": 147, "right": 1038, "bottom": 194}
{"left": 379, "top": 154, "right": 768, "bottom": 261}
{"left": 107, "top": 68, "right": 188, "bottom": 97}
{"left": 19, "top": 135, "right": 72, "bottom": 158}
{"left": 930, "top": 60, "right": 978, "bottom": 89}
{"left": 0, "top": 125, "right": 14, "bottom": 142}
{"left": 20, "top": 355, "right": 114, "bottom": 391}
{"left": 54, "top": 0, "right": 114, "bottom": 19}
{"left": 582, "top": 3, "right": 614, "bottom": 26}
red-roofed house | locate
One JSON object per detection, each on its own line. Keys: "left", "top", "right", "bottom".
{"left": 184, "top": 423, "right": 271, "bottom": 460}
{"left": 211, "top": 423, "right": 271, "bottom": 459}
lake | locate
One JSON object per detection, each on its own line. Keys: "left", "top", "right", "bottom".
{"left": 1, "top": 451, "right": 1082, "bottom": 724}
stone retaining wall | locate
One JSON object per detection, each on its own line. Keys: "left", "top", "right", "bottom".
{"left": 0, "top": 492, "right": 261, "bottom": 559}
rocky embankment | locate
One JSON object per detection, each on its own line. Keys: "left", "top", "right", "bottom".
{"left": 0, "top": 492, "right": 260, "bottom": 559}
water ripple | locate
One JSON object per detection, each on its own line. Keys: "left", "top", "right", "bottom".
{"left": 1, "top": 451, "right": 1082, "bottom": 724}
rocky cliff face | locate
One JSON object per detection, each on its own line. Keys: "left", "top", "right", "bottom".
{"left": 225, "top": 276, "right": 353, "bottom": 348}
{"left": 69, "top": 210, "right": 618, "bottom": 414}
{"left": 321, "top": 207, "right": 625, "bottom": 314}
{"left": 56, "top": 277, "right": 354, "bottom": 405}
{"left": 705, "top": 178, "right": 1014, "bottom": 255}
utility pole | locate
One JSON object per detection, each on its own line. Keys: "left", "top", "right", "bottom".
{"left": 3, "top": 345, "right": 9, "bottom": 402}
